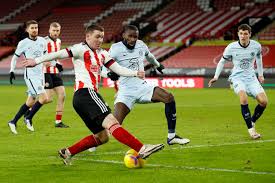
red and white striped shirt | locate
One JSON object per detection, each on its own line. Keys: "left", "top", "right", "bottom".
{"left": 44, "top": 36, "right": 61, "bottom": 74}
{"left": 66, "top": 42, "right": 115, "bottom": 92}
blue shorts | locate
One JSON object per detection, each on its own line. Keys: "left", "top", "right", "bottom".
{"left": 230, "top": 76, "right": 265, "bottom": 98}
{"left": 114, "top": 81, "right": 157, "bottom": 110}
{"left": 25, "top": 77, "right": 45, "bottom": 97}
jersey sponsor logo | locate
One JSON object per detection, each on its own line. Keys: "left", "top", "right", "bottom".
{"left": 240, "top": 59, "right": 250, "bottom": 69}
{"left": 251, "top": 52, "right": 255, "bottom": 57}
{"left": 129, "top": 58, "right": 139, "bottom": 71}
{"left": 90, "top": 65, "right": 99, "bottom": 72}
{"left": 33, "top": 50, "right": 42, "bottom": 58}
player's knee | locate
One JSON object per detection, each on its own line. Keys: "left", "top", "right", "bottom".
{"left": 102, "top": 114, "right": 119, "bottom": 129}
{"left": 240, "top": 99, "right": 248, "bottom": 105}
{"left": 165, "top": 93, "right": 174, "bottom": 103}
{"left": 259, "top": 98, "right": 268, "bottom": 107}
{"left": 39, "top": 97, "right": 49, "bottom": 104}
{"left": 46, "top": 98, "right": 53, "bottom": 104}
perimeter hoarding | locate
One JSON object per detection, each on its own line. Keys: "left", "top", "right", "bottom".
{"left": 102, "top": 77, "right": 204, "bottom": 88}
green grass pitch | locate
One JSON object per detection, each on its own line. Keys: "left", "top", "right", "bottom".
{"left": 0, "top": 85, "right": 274, "bottom": 182}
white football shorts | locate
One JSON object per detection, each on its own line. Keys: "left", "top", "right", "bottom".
{"left": 25, "top": 77, "right": 45, "bottom": 97}
{"left": 230, "top": 76, "right": 265, "bottom": 98}
{"left": 114, "top": 81, "right": 157, "bottom": 110}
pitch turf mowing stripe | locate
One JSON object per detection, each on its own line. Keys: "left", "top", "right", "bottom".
{"left": 74, "top": 158, "right": 275, "bottom": 176}
{"left": 76, "top": 139, "right": 275, "bottom": 156}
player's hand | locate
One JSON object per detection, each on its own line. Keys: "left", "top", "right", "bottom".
{"left": 137, "top": 71, "right": 145, "bottom": 79}
{"left": 56, "top": 63, "right": 63, "bottom": 72}
{"left": 258, "top": 76, "right": 264, "bottom": 84}
{"left": 156, "top": 64, "right": 165, "bottom": 74}
{"left": 9, "top": 72, "right": 15, "bottom": 85}
{"left": 22, "top": 59, "right": 37, "bottom": 67}
{"left": 208, "top": 78, "right": 218, "bottom": 87}
{"left": 44, "top": 62, "right": 51, "bottom": 67}
{"left": 107, "top": 71, "right": 120, "bottom": 81}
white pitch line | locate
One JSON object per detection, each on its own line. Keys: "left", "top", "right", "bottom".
{"left": 74, "top": 158, "right": 275, "bottom": 176}
{"left": 78, "top": 139, "right": 275, "bottom": 156}
{"left": 170, "top": 139, "right": 275, "bottom": 150}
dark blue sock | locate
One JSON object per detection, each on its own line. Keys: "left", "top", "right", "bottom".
{"left": 241, "top": 104, "right": 252, "bottom": 129}
{"left": 165, "top": 101, "right": 176, "bottom": 133}
{"left": 11, "top": 103, "right": 30, "bottom": 124}
{"left": 251, "top": 104, "right": 266, "bottom": 123}
{"left": 26, "top": 101, "right": 43, "bottom": 120}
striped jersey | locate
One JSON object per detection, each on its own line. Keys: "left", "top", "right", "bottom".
{"left": 66, "top": 42, "right": 115, "bottom": 92}
{"left": 44, "top": 36, "right": 61, "bottom": 74}
{"left": 15, "top": 36, "right": 47, "bottom": 79}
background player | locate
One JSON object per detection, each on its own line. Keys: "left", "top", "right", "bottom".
{"left": 208, "top": 24, "right": 268, "bottom": 139}
{"left": 8, "top": 20, "right": 48, "bottom": 134}
{"left": 23, "top": 24, "right": 164, "bottom": 165}
{"left": 44, "top": 22, "right": 69, "bottom": 128}
{"left": 108, "top": 25, "right": 190, "bottom": 145}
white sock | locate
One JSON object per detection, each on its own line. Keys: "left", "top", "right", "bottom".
{"left": 168, "top": 133, "right": 176, "bottom": 139}
{"left": 248, "top": 128, "right": 255, "bottom": 134}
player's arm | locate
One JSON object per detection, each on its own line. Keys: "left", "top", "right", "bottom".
{"left": 100, "top": 66, "right": 108, "bottom": 78}
{"left": 105, "top": 59, "right": 144, "bottom": 79}
{"left": 36, "top": 49, "right": 71, "bottom": 64}
{"left": 9, "top": 54, "right": 19, "bottom": 84}
{"left": 22, "top": 49, "right": 72, "bottom": 67}
{"left": 208, "top": 46, "right": 231, "bottom": 87}
{"left": 10, "top": 41, "right": 24, "bottom": 84}
{"left": 105, "top": 48, "right": 144, "bottom": 79}
{"left": 100, "top": 65, "right": 120, "bottom": 81}
{"left": 144, "top": 43, "right": 164, "bottom": 74}
{"left": 256, "top": 45, "right": 264, "bottom": 83}
{"left": 208, "top": 57, "right": 227, "bottom": 87}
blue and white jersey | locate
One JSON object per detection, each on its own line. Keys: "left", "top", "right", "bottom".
{"left": 222, "top": 40, "right": 262, "bottom": 80}
{"left": 109, "top": 40, "right": 150, "bottom": 87}
{"left": 15, "top": 36, "right": 47, "bottom": 79}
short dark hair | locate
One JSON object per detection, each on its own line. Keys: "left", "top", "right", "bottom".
{"left": 122, "top": 25, "right": 138, "bottom": 33}
{"left": 25, "top": 20, "right": 38, "bottom": 28}
{"left": 85, "top": 24, "right": 104, "bottom": 34}
{"left": 238, "top": 24, "right": 251, "bottom": 34}
{"left": 50, "top": 22, "right": 61, "bottom": 28}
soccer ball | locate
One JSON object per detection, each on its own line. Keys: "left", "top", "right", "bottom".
{"left": 124, "top": 149, "right": 146, "bottom": 168}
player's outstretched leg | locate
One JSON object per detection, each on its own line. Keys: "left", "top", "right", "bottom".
{"left": 8, "top": 103, "right": 31, "bottom": 134}
{"left": 24, "top": 101, "right": 43, "bottom": 132}
{"left": 24, "top": 92, "right": 48, "bottom": 131}
{"left": 54, "top": 86, "right": 69, "bottom": 128}
{"left": 138, "top": 144, "right": 164, "bottom": 159}
{"left": 251, "top": 93, "right": 267, "bottom": 125}
{"left": 58, "top": 134, "right": 104, "bottom": 165}
{"left": 105, "top": 114, "right": 164, "bottom": 159}
{"left": 152, "top": 87, "right": 190, "bottom": 145}
{"left": 8, "top": 122, "right": 18, "bottom": 134}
